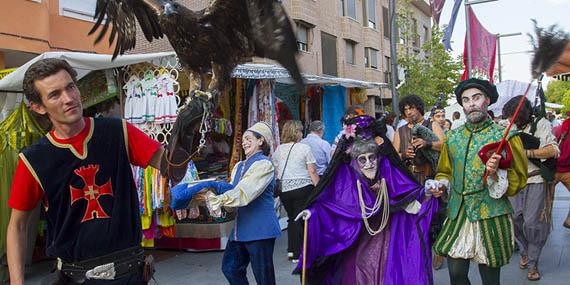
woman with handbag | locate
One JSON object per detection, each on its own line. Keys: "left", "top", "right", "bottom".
{"left": 273, "top": 120, "right": 319, "bottom": 263}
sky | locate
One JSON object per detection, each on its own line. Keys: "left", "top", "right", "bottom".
{"left": 438, "top": 0, "right": 570, "bottom": 84}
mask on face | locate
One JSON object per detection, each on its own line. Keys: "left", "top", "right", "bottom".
{"left": 356, "top": 152, "right": 378, "bottom": 179}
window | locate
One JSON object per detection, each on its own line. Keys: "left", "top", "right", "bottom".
{"left": 341, "top": 0, "right": 345, "bottom": 16}
{"left": 423, "top": 26, "right": 430, "bottom": 45}
{"left": 382, "top": 7, "right": 390, "bottom": 38}
{"left": 296, "top": 23, "right": 309, "bottom": 52}
{"left": 384, "top": 56, "right": 392, "bottom": 83}
{"left": 365, "top": 0, "right": 376, "bottom": 29}
{"left": 60, "top": 0, "right": 97, "bottom": 21}
{"left": 346, "top": 0, "right": 356, "bottom": 19}
{"left": 398, "top": 16, "right": 407, "bottom": 44}
{"left": 365, "top": 47, "right": 378, "bottom": 69}
{"left": 321, "top": 33, "right": 338, "bottom": 76}
{"left": 412, "top": 18, "right": 420, "bottom": 48}
{"left": 345, "top": 40, "right": 355, "bottom": 65}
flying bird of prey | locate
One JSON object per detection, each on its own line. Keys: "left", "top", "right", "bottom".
{"left": 89, "top": 0, "right": 305, "bottom": 181}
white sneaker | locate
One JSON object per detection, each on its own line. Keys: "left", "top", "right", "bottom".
{"left": 287, "top": 252, "right": 294, "bottom": 258}
{"left": 292, "top": 259, "right": 299, "bottom": 264}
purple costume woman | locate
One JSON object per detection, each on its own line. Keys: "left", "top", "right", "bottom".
{"left": 296, "top": 116, "right": 438, "bottom": 285}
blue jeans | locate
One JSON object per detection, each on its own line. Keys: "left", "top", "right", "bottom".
{"left": 221, "top": 239, "right": 276, "bottom": 285}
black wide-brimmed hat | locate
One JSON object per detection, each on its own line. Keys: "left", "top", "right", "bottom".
{"left": 454, "top": 78, "right": 498, "bottom": 106}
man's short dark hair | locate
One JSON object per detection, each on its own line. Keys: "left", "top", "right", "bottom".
{"left": 399, "top": 95, "right": 425, "bottom": 115}
{"left": 502, "top": 95, "right": 532, "bottom": 129}
{"left": 309, "top": 120, "right": 325, "bottom": 132}
{"left": 23, "top": 58, "right": 78, "bottom": 104}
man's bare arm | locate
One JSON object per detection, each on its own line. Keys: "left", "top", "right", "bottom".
{"left": 7, "top": 209, "right": 33, "bottom": 285}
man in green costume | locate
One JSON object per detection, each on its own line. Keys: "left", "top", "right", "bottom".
{"left": 428, "top": 78, "right": 528, "bottom": 285}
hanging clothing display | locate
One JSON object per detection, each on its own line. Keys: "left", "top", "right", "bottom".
{"left": 274, "top": 83, "right": 301, "bottom": 120}
{"left": 133, "top": 165, "right": 176, "bottom": 247}
{"left": 229, "top": 79, "right": 246, "bottom": 171}
{"left": 123, "top": 68, "right": 179, "bottom": 124}
{"left": 246, "top": 80, "right": 280, "bottom": 149}
{"left": 0, "top": 102, "right": 45, "bottom": 282}
{"left": 322, "top": 86, "right": 347, "bottom": 143}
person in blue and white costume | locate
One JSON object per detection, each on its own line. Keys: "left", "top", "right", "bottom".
{"left": 170, "top": 121, "right": 280, "bottom": 285}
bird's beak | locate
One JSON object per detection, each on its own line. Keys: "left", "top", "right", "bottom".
{"left": 163, "top": 2, "right": 178, "bottom": 16}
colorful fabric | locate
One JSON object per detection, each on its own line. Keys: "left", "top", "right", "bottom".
{"left": 434, "top": 118, "right": 526, "bottom": 268}
{"left": 435, "top": 119, "right": 527, "bottom": 222}
{"left": 274, "top": 83, "right": 300, "bottom": 120}
{"left": 229, "top": 80, "right": 245, "bottom": 172}
{"left": 299, "top": 157, "right": 438, "bottom": 284}
{"left": 0, "top": 102, "right": 45, "bottom": 281}
{"left": 435, "top": 207, "right": 514, "bottom": 268}
{"left": 442, "top": 0, "right": 462, "bottom": 50}
{"left": 460, "top": 7, "right": 497, "bottom": 82}
{"left": 322, "top": 86, "right": 347, "bottom": 144}
{"left": 430, "top": 0, "right": 447, "bottom": 26}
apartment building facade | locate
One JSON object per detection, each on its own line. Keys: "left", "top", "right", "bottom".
{"left": 0, "top": 0, "right": 113, "bottom": 70}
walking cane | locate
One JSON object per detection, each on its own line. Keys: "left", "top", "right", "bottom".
{"left": 301, "top": 218, "right": 308, "bottom": 285}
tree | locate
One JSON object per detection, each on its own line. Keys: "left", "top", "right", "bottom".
{"left": 545, "top": 79, "right": 570, "bottom": 104}
{"left": 397, "top": 27, "right": 463, "bottom": 107}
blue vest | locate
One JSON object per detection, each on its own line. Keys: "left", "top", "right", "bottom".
{"left": 230, "top": 152, "right": 281, "bottom": 242}
{"left": 21, "top": 118, "right": 141, "bottom": 262}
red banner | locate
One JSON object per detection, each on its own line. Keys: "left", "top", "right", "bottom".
{"left": 461, "top": 6, "right": 497, "bottom": 83}
{"left": 430, "top": 0, "right": 446, "bottom": 26}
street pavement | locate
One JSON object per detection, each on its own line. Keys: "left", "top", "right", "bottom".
{"left": 26, "top": 183, "right": 570, "bottom": 284}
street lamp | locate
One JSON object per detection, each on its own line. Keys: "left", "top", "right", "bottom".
{"left": 464, "top": 0, "right": 498, "bottom": 79}
{"left": 496, "top": 32, "right": 522, "bottom": 82}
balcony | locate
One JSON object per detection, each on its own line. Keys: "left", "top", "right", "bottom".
{"left": 362, "top": 28, "right": 381, "bottom": 51}
{"left": 411, "top": 0, "right": 431, "bottom": 17}
{"left": 288, "top": 0, "right": 318, "bottom": 26}
{"left": 340, "top": 17, "right": 363, "bottom": 43}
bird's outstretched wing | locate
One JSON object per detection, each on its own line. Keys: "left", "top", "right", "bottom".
{"left": 203, "top": 0, "right": 304, "bottom": 93}
{"left": 89, "top": 0, "right": 164, "bottom": 59}
{"left": 247, "top": 0, "right": 304, "bottom": 93}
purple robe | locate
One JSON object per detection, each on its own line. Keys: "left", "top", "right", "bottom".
{"left": 297, "top": 156, "right": 438, "bottom": 285}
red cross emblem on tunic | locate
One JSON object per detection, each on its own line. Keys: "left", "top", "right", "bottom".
{"left": 70, "top": 165, "right": 113, "bottom": 223}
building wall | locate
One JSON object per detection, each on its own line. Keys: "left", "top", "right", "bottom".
{"left": 0, "top": 0, "right": 114, "bottom": 67}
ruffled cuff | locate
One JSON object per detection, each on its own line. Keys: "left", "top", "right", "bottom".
{"left": 205, "top": 192, "right": 223, "bottom": 218}
{"left": 487, "top": 169, "right": 508, "bottom": 199}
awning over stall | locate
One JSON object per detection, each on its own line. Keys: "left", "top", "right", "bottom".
{"left": 0, "top": 52, "right": 388, "bottom": 93}
{"left": 0, "top": 52, "right": 177, "bottom": 92}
